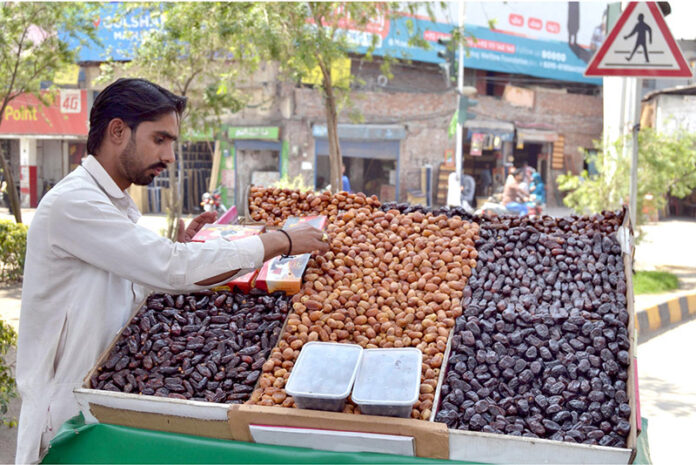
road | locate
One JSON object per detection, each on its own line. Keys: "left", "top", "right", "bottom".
{"left": 637, "top": 318, "right": 696, "bottom": 464}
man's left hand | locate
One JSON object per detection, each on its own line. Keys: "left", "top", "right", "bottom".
{"left": 177, "top": 211, "right": 217, "bottom": 242}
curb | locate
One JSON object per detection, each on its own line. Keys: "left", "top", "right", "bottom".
{"left": 635, "top": 293, "right": 696, "bottom": 339}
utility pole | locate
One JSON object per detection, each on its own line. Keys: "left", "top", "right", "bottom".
{"left": 454, "top": 1, "right": 465, "bottom": 201}
{"left": 629, "top": 78, "right": 641, "bottom": 227}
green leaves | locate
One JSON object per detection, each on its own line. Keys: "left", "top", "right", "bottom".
{"left": 558, "top": 128, "right": 696, "bottom": 233}
{"left": 0, "top": 318, "right": 17, "bottom": 428}
{"left": 0, "top": 220, "right": 27, "bottom": 283}
{"left": 0, "top": 3, "right": 98, "bottom": 103}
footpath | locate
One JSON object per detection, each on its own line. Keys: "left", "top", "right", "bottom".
{"left": 0, "top": 209, "right": 695, "bottom": 462}
{"left": 633, "top": 220, "right": 696, "bottom": 341}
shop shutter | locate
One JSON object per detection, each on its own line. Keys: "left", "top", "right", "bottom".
{"left": 552, "top": 135, "right": 565, "bottom": 170}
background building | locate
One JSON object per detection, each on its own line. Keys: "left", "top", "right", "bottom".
{"left": 4, "top": 2, "right": 611, "bottom": 212}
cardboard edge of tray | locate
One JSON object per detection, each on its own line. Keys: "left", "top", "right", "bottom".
{"left": 74, "top": 387, "right": 235, "bottom": 439}
{"left": 227, "top": 403, "right": 450, "bottom": 460}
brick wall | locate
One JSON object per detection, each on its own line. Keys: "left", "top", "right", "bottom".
{"left": 292, "top": 86, "right": 457, "bottom": 200}
{"left": 476, "top": 89, "right": 601, "bottom": 172}
{"left": 289, "top": 82, "right": 601, "bottom": 203}
{"left": 217, "top": 57, "right": 602, "bottom": 204}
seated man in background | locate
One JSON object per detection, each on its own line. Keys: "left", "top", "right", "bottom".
{"left": 502, "top": 168, "right": 530, "bottom": 216}
{"left": 530, "top": 172, "right": 546, "bottom": 206}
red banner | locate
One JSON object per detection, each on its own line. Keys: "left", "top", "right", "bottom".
{"left": 0, "top": 90, "right": 88, "bottom": 136}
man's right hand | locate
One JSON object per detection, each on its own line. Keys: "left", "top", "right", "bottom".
{"left": 260, "top": 224, "right": 329, "bottom": 262}
{"left": 285, "top": 223, "right": 330, "bottom": 255}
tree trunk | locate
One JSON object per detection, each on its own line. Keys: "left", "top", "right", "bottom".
{"left": 320, "top": 63, "right": 343, "bottom": 194}
{"left": 165, "top": 141, "right": 183, "bottom": 241}
{"left": 0, "top": 144, "right": 22, "bottom": 224}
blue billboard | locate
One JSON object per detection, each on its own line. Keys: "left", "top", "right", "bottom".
{"left": 71, "top": 3, "right": 162, "bottom": 61}
{"left": 345, "top": 2, "right": 607, "bottom": 84}
{"left": 75, "top": 2, "right": 605, "bottom": 84}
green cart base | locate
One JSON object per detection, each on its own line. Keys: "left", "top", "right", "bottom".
{"left": 42, "top": 414, "right": 653, "bottom": 464}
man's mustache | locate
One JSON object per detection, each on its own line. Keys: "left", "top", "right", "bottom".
{"left": 147, "top": 162, "right": 168, "bottom": 171}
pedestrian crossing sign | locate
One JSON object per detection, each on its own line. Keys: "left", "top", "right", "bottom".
{"left": 585, "top": 2, "right": 692, "bottom": 78}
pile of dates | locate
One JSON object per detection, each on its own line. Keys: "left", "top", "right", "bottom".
{"left": 436, "top": 214, "right": 632, "bottom": 448}
{"left": 380, "top": 202, "right": 475, "bottom": 222}
{"left": 91, "top": 290, "right": 290, "bottom": 404}
{"left": 480, "top": 209, "right": 624, "bottom": 236}
{"left": 250, "top": 209, "right": 479, "bottom": 420}
{"left": 248, "top": 186, "right": 381, "bottom": 226}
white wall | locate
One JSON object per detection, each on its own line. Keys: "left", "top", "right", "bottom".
{"left": 655, "top": 94, "right": 696, "bottom": 134}
{"left": 37, "top": 139, "right": 64, "bottom": 199}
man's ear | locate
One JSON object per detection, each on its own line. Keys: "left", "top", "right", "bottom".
{"left": 106, "top": 118, "right": 131, "bottom": 146}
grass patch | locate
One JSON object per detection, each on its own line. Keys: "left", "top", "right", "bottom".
{"left": 634, "top": 271, "right": 679, "bottom": 294}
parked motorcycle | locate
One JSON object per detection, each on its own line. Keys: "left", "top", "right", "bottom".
{"left": 201, "top": 187, "right": 228, "bottom": 214}
{"left": 475, "top": 192, "right": 544, "bottom": 217}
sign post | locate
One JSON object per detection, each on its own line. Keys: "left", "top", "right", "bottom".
{"left": 453, "top": 2, "right": 465, "bottom": 207}
{"left": 585, "top": 2, "right": 692, "bottom": 226}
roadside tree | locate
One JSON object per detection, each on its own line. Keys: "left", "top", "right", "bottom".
{"left": 256, "top": 2, "right": 440, "bottom": 193}
{"left": 0, "top": 2, "right": 97, "bottom": 223}
{"left": 99, "top": 2, "right": 264, "bottom": 240}
{"left": 558, "top": 128, "right": 696, "bottom": 232}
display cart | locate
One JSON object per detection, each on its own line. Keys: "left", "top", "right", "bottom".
{"left": 62, "top": 191, "right": 648, "bottom": 465}
{"left": 42, "top": 414, "right": 652, "bottom": 464}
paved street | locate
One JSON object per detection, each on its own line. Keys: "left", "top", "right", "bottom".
{"left": 637, "top": 318, "right": 696, "bottom": 465}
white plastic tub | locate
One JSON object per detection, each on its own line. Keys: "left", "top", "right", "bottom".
{"left": 351, "top": 348, "right": 422, "bottom": 418}
{"left": 285, "top": 342, "right": 363, "bottom": 412}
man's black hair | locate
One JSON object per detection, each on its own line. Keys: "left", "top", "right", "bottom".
{"left": 87, "top": 78, "right": 187, "bottom": 155}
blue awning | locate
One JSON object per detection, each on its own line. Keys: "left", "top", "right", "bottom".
{"left": 312, "top": 124, "right": 406, "bottom": 141}
{"left": 464, "top": 120, "right": 515, "bottom": 141}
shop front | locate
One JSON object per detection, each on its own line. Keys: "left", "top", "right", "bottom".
{"left": 0, "top": 90, "right": 89, "bottom": 207}
{"left": 513, "top": 124, "right": 558, "bottom": 190}
{"left": 313, "top": 124, "right": 404, "bottom": 202}
{"left": 462, "top": 120, "right": 515, "bottom": 205}
{"left": 224, "top": 126, "right": 288, "bottom": 213}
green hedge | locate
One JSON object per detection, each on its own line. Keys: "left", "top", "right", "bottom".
{"left": 0, "top": 319, "right": 17, "bottom": 427}
{"left": 0, "top": 219, "right": 27, "bottom": 282}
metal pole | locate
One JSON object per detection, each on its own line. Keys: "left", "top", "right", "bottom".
{"left": 454, "top": 0, "right": 465, "bottom": 204}
{"left": 630, "top": 123, "right": 639, "bottom": 225}
{"left": 629, "top": 77, "right": 642, "bottom": 226}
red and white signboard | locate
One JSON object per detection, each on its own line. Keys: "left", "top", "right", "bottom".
{"left": 585, "top": 2, "right": 692, "bottom": 78}
{"left": 0, "top": 89, "right": 88, "bottom": 136}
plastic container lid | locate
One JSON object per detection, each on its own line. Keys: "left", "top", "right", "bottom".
{"left": 286, "top": 342, "right": 363, "bottom": 400}
{"left": 351, "top": 348, "right": 422, "bottom": 406}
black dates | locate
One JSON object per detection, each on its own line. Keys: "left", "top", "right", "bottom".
{"left": 437, "top": 210, "right": 631, "bottom": 449}
{"left": 92, "top": 290, "right": 290, "bottom": 405}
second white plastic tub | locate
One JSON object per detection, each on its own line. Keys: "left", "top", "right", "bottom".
{"left": 351, "top": 348, "right": 422, "bottom": 418}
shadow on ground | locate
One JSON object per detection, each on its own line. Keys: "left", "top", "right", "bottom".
{"left": 0, "top": 282, "right": 21, "bottom": 299}
{"left": 639, "top": 374, "right": 696, "bottom": 418}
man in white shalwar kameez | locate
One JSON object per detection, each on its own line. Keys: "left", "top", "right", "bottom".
{"left": 15, "top": 78, "right": 328, "bottom": 464}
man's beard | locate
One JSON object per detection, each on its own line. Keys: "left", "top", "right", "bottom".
{"left": 119, "top": 137, "right": 167, "bottom": 186}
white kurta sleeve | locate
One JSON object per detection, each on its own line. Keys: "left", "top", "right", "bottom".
{"left": 47, "top": 187, "right": 265, "bottom": 292}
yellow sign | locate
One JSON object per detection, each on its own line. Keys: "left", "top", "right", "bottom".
{"left": 4, "top": 104, "right": 38, "bottom": 122}
{"left": 54, "top": 64, "right": 80, "bottom": 86}
{"left": 301, "top": 57, "right": 351, "bottom": 88}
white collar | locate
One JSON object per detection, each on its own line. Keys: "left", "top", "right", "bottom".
{"left": 82, "top": 155, "right": 126, "bottom": 199}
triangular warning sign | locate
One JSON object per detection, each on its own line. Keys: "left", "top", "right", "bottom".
{"left": 585, "top": 2, "right": 692, "bottom": 78}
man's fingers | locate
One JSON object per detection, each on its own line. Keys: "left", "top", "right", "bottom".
{"left": 188, "top": 211, "right": 217, "bottom": 231}
{"left": 284, "top": 224, "right": 330, "bottom": 255}
{"left": 183, "top": 212, "right": 217, "bottom": 242}
{"left": 313, "top": 228, "right": 330, "bottom": 253}
{"left": 176, "top": 219, "right": 186, "bottom": 243}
